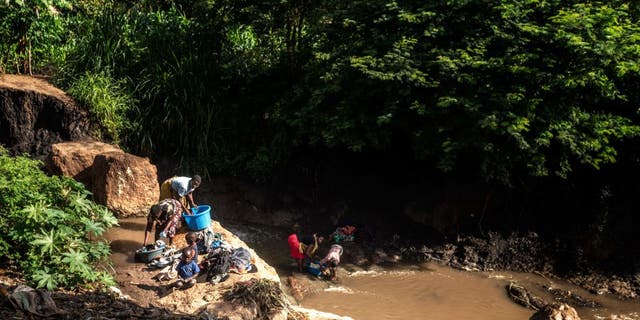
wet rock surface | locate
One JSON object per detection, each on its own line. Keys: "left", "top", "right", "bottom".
{"left": 529, "top": 303, "right": 581, "bottom": 320}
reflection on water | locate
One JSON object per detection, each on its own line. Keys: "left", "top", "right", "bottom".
{"left": 107, "top": 218, "right": 640, "bottom": 320}
{"left": 105, "top": 217, "right": 148, "bottom": 266}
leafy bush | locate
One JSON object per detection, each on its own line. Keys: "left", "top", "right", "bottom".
{"left": 0, "top": 147, "right": 118, "bottom": 290}
{"left": 0, "top": 0, "right": 71, "bottom": 74}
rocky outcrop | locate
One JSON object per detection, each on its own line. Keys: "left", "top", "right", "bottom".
{"left": 104, "top": 218, "right": 353, "bottom": 320}
{"left": 529, "top": 303, "right": 581, "bottom": 320}
{"left": 0, "top": 74, "right": 94, "bottom": 158}
{"left": 47, "top": 140, "right": 159, "bottom": 217}
{"left": 46, "top": 140, "right": 123, "bottom": 189}
{"left": 93, "top": 151, "right": 159, "bottom": 217}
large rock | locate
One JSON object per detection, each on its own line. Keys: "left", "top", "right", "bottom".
{"left": 156, "top": 221, "right": 352, "bottom": 320}
{"left": 530, "top": 303, "right": 581, "bottom": 320}
{"left": 0, "top": 74, "right": 94, "bottom": 158}
{"left": 92, "top": 151, "right": 159, "bottom": 217}
{"left": 46, "top": 140, "right": 159, "bottom": 217}
{"left": 46, "top": 140, "right": 123, "bottom": 189}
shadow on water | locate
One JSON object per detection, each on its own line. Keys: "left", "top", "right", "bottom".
{"left": 109, "top": 239, "right": 141, "bottom": 263}
{"left": 224, "top": 220, "right": 640, "bottom": 320}
{"left": 117, "top": 220, "right": 147, "bottom": 230}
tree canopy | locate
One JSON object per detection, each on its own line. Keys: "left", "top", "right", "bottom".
{"left": 2, "top": 0, "right": 640, "bottom": 184}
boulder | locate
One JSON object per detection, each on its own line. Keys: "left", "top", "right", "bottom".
{"left": 46, "top": 140, "right": 159, "bottom": 217}
{"left": 92, "top": 151, "right": 159, "bottom": 217}
{"left": 46, "top": 140, "right": 123, "bottom": 190}
{"left": 530, "top": 303, "right": 581, "bottom": 320}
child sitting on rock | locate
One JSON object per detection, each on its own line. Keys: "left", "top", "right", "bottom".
{"left": 175, "top": 247, "right": 200, "bottom": 289}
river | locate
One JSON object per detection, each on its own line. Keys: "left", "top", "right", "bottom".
{"left": 107, "top": 217, "right": 640, "bottom": 320}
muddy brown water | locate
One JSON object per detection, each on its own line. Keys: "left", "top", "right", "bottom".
{"left": 106, "top": 217, "right": 640, "bottom": 320}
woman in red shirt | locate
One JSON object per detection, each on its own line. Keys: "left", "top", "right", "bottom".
{"left": 288, "top": 224, "right": 304, "bottom": 272}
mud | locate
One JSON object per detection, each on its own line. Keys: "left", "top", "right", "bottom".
{"left": 0, "top": 269, "right": 199, "bottom": 320}
{"left": 391, "top": 231, "right": 640, "bottom": 301}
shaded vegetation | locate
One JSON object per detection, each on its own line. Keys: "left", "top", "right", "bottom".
{"left": 0, "top": 147, "right": 117, "bottom": 289}
{"left": 2, "top": 0, "right": 640, "bottom": 184}
{"left": 2, "top": 0, "right": 640, "bottom": 280}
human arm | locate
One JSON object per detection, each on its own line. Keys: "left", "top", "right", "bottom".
{"left": 143, "top": 230, "right": 151, "bottom": 246}
{"left": 304, "top": 234, "right": 319, "bottom": 258}
{"left": 143, "top": 216, "right": 155, "bottom": 246}
{"left": 186, "top": 192, "right": 197, "bottom": 209}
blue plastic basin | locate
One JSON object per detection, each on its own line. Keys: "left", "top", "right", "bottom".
{"left": 183, "top": 205, "right": 212, "bottom": 231}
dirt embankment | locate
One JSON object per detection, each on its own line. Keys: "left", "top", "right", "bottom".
{"left": 0, "top": 74, "right": 96, "bottom": 158}
{"left": 390, "top": 231, "right": 640, "bottom": 301}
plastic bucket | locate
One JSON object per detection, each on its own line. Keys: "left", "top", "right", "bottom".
{"left": 183, "top": 205, "right": 212, "bottom": 231}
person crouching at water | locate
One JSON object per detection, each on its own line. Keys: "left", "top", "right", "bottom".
{"left": 320, "top": 243, "right": 343, "bottom": 281}
{"left": 175, "top": 247, "right": 200, "bottom": 289}
{"left": 301, "top": 233, "right": 324, "bottom": 261}
{"left": 144, "top": 198, "right": 184, "bottom": 246}
{"left": 288, "top": 224, "right": 304, "bottom": 272}
{"left": 159, "top": 175, "right": 201, "bottom": 210}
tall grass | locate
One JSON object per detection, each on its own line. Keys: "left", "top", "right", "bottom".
{"left": 53, "top": 3, "right": 289, "bottom": 179}
{"left": 67, "top": 71, "right": 136, "bottom": 144}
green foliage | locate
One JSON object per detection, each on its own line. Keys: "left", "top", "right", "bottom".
{"left": 273, "top": 0, "right": 640, "bottom": 184}
{"left": 0, "top": 0, "right": 71, "bottom": 73}
{"left": 66, "top": 71, "right": 137, "bottom": 144}
{"left": 4, "top": 0, "right": 640, "bottom": 184}
{"left": 0, "top": 147, "right": 118, "bottom": 289}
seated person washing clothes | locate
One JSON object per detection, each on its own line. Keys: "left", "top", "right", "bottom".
{"left": 300, "top": 233, "right": 324, "bottom": 261}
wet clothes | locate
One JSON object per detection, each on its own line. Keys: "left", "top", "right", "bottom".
{"left": 205, "top": 249, "right": 231, "bottom": 281}
{"left": 177, "top": 259, "right": 200, "bottom": 280}
{"left": 146, "top": 199, "right": 183, "bottom": 241}
{"left": 230, "top": 247, "right": 253, "bottom": 271}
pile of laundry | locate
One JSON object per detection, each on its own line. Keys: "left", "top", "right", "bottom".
{"left": 202, "top": 246, "right": 257, "bottom": 285}
{"left": 140, "top": 226, "right": 258, "bottom": 285}
{"left": 331, "top": 225, "right": 357, "bottom": 243}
